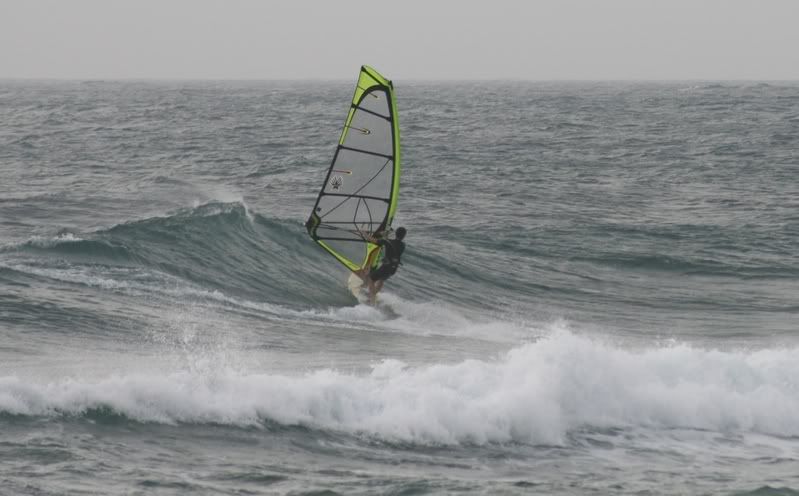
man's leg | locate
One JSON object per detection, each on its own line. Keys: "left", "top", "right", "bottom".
{"left": 359, "top": 248, "right": 381, "bottom": 283}
{"left": 367, "top": 277, "right": 378, "bottom": 305}
{"left": 370, "top": 279, "right": 386, "bottom": 305}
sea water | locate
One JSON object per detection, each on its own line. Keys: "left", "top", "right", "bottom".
{"left": 1, "top": 80, "right": 798, "bottom": 494}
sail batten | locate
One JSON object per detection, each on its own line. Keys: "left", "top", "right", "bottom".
{"left": 306, "top": 66, "right": 401, "bottom": 272}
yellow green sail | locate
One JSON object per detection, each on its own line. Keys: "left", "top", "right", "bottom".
{"left": 305, "top": 66, "right": 401, "bottom": 272}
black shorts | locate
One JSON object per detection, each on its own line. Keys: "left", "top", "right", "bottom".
{"left": 369, "top": 263, "right": 397, "bottom": 282}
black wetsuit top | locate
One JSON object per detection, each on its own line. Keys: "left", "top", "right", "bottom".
{"left": 369, "top": 238, "right": 405, "bottom": 281}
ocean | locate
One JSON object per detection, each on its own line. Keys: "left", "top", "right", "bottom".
{"left": 1, "top": 79, "right": 798, "bottom": 495}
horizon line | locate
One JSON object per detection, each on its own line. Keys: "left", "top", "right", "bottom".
{"left": 2, "top": 77, "right": 799, "bottom": 83}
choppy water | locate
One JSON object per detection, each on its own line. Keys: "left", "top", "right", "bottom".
{"left": 1, "top": 79, "right": 798, "bottom": 495}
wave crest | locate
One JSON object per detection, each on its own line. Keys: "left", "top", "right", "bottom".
{"left": 3, "top": 332, "right": 798, "bottom": 445}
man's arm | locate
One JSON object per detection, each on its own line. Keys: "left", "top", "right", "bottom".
{"left": 365, "top": 233, "right": 387, "bottom": 246}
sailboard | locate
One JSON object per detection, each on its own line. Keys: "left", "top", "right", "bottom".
{"left": 347, "top": 272, "right": 367, "bottom": 303}
{"left": 305, "top": 65, "right": 401, "bottom": 275}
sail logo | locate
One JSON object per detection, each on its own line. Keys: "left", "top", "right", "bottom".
{"left": 330, "top": 175, "right": 344, "bottom": 190}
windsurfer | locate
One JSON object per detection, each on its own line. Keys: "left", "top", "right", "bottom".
{"left": 357, "top": 227, "right": 406, "bottom": 305}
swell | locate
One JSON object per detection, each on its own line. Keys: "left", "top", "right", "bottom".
{"left": 1, "top": 201, "right": 508, "bottom": 311}
{"left": 2, "top": 202, "right": 354, "bottom": 307}
{"left": 12, "top": 235, "right": 136, "bottom": 262}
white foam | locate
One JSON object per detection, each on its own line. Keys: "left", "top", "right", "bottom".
{"left": 6, "top": 263, "right": 138, "bottom": 291}
{"left": 190, "top": 190, "right": 254, "bottom": 223}
{"left": 309, "top": 303, "right": 386, "bottom": 323}
{"left": 2, "top": 262, "right": 291, "bottom": 317}
{"left": 23, "top": 232, "right": 84, "bottom": 248}
{"left": 377, "top": 292, "right": 539, "bottom": 342}
{"left": 2, "top": 331, "right": 798, "bottom": 445}
{"left": 294, "top": 291, "right": 540, "bottom": 343}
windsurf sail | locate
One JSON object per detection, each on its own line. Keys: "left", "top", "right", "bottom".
{"left": 305, "top": 65, "right": 401, "bottom": 272}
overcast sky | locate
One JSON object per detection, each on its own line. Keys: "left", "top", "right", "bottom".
{"left": 2, "top": 0, "right": 798, "bottom": 80}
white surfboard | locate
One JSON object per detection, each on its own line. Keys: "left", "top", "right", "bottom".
{"left": 348, "top": 273, "right": 399, "bottom": 317}
{"left": 347, "top": 273, "right": 368, "bottom": 304}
